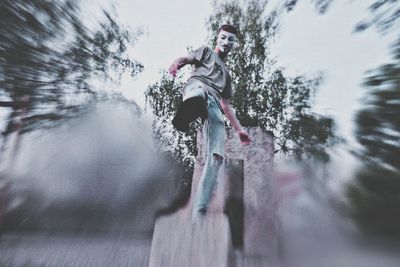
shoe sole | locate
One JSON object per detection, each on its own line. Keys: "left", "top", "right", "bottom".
{"left": 172, "top": 97, "right": 207, "bottom": 132}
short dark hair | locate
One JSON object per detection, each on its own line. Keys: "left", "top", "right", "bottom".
{"left": 218, "top": 24, "right": 238, "bottom": 35}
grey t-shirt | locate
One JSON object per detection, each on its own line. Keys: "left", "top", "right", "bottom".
{"left": 184, "top": 46, "right": 233, "bottom": 104}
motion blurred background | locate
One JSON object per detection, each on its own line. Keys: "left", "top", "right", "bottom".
{"left": 0, "top": 0, "right": 399, "bottom": 266}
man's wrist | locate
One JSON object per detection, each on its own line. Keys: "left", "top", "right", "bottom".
{"left": 177, "top": 62, "right": 184, "bottom": 69}
{"left": 235, "top": 125, "right": 245, "bottom": 133}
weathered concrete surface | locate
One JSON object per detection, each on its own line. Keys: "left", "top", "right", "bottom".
{"left": 198, "top": 127, "right": 279, "bottom": 264}
{"left": 150, "top": 127, "right": 278, "bottom": 267}
{"left": 149, "top": 211, "right": 234, "bottom": 267}
{"left": 149, "top": 151, "right": 235, "bottom": 267}
{"left": 229, "top": 128, "right": 278, "bottom": 264}
{"left": 0, "top": 233, "right": 151, "bottom": 267}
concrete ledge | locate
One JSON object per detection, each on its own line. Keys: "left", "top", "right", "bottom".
{"left": 149, "top": 211, "right": 234, "bottom": 267}
{"left": 149, "top": 127, "right": 278, "bottom": 267}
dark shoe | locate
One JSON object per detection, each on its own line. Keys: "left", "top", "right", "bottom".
{"left": 198, "top": 206, "right": 207, "bottom": 214}
{"left": 172, "top": 97, "right": 207, "bottom": 132}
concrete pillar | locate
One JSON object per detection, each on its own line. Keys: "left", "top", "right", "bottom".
{"left": 149, "top": 127, "right": 278, "bottom": 267}
{"left": 196, "top": 127, "right": 279, "bottom": 264}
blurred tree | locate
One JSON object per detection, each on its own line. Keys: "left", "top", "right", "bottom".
{"left": 284, "top": 0, "right": 332, "bottom": 14}
{"left": 283, "top": 0, "right": 400, "bottom": 34}
{"left": 146, "top": 0, "right": 338, "bottom": 171}
{"left": 0, "top": 0, "right": 144, "bottom": 231}
{"left": 346, "top": 39, "right": 400, "bottom": 238}
{"left": 0, "top": 0, "right": 143, "bottom": 135}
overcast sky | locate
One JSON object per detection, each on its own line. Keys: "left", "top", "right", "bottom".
{"left": 115, "top": 0, "right": 212, "bottom": 107}
{"left": 113, "top": 0, "right": 396, "bottom": 158}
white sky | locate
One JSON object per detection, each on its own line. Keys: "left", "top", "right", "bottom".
{"left": 114, "top": 0, "right": 396, "bottom": 160}
{"left": 268, "top": 0, "right": 396, "bottom": 178}
{"left": 271, "top": 1, "right": 393, "bottom": 145}
{"left": 115, "top": 0, "right": 212, "bottom": 107}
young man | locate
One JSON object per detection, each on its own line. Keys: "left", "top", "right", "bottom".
{"left": 168, "top": 24, "right": 250, "bottom": 215}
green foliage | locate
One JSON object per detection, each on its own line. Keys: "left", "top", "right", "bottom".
{"left": 347, "top": 39, "right": 400, "bottom": 238}
{"left": 145, "top": 0, "right": 338, "bottom": 169}
{"left": 0, "top": 0, "right": 143, "bottom": 133}
{"left": 208, "top": 0, "right": 338, "bottom": 161}
{"left": 145, "top": 72, "right": 200, "bottom": 171}
{"left": 206, "top": 0, "right": 279, "bottom": 128}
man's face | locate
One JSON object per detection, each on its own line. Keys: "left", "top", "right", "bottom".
{"left": 216, "top": 30, "right": 236, "bottom": 53}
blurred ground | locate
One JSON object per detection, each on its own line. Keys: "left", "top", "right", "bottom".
{"left": 0, "top": 103, "right": 182, "bottom": 266}
{"left": 0, "top": 233, "right": 151, "bottom": 267}
{"left": 1, "top": 103, "right": 180, "bottom": 234}
{"left": 0, "top": 103, "right": 399, "bottom": 267}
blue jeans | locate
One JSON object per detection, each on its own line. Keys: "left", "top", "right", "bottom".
{"left": 193, "top": 94, "right": 225, "bottom": 212}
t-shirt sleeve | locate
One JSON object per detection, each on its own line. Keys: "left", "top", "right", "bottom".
{"left": 221, "top": 74, "right": 233, "bottom": 99}
{"left": 190, "top": 46, "right": 210, "bottom": 64}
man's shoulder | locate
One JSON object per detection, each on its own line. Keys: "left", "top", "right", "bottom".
{"left": 193, "top": 45, "right": 212, "bottom": 53}
{"left": 190, "top": 45, "right": 215, "bottom": 63}
{"left": 198, "top": 45, "right": 211, "bottom": 50}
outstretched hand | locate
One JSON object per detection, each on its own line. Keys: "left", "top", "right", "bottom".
{"left": 239, "top": 131, "right": 251, "bottom": 145}
{"left": 168, "top": 64, "right": 178, "bottom": 78}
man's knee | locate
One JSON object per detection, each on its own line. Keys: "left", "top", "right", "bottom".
{"left": 212, "top": 153, "right": 223, "bottom": 162}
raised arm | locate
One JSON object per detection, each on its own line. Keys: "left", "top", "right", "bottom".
{"left": 221, "top": 98, "right": 251, "bottom": 145}
{"left": 168, "top": 55, "right": 195, "bottom": 77}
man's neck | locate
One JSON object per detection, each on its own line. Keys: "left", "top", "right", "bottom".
{"left": 214, "top": 47, "right": 228, "bottom": 60}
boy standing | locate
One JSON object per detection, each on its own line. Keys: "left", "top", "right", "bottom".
{"left": 168, "top": 24, "right": 250, "bottom": 215}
